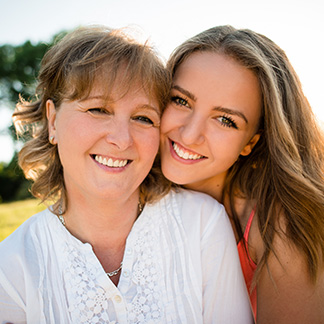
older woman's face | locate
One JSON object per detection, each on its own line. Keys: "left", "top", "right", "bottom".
{"left": 160, "top": 52, "right": 262, "bottom": 190}
{"left": 47, "top": 82, "right": 160, "bottom": 203}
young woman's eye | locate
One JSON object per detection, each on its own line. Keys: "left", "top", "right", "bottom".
{"left": 171, "top": 96, "right": 190, "bottom": 108}
{"left": 217, "top": 115, "right": 238, "bottom": 129}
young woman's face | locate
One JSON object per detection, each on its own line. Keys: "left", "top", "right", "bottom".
{"left": 160, "top": 52, "right": 262, "bottom": 192}
{"left": 47, "top": 81, "right": 161, "bottom": 203}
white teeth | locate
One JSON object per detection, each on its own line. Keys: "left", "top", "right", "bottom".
{"left": 173, "top": 142, "right": 203, "bottom": 160}
{"left": 183, "top": 152, "right": 189, "bottom": 159}
{"left": 95, "top": 155, "right": 128, "bottom": 168}
{"left": 178, "top": 149, "right": 184, "bottom": 158}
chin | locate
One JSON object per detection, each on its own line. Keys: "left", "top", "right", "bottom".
{"left": 161, "top": 168, "right": 187, "bottom": 186}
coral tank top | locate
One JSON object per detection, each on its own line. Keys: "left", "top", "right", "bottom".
{"left": 237, "top": 208, "right": 257, "bottom": 321}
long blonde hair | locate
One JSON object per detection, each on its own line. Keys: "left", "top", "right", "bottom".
{"left": 167, "top": 25, "right": 324, "bottom": 283}
{"left": 13, "top": 25, "right": 171, "bottom": 214}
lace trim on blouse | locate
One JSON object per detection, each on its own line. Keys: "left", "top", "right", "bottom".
{"left": 61, "top": 210, "right": 164, "bottom": 323}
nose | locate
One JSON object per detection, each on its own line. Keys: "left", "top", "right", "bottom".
{"left": 179, "top": 114, "right": 205, "bottom": 146}
{"left": 105, "top": 118, "right": 133, "bottom": 150}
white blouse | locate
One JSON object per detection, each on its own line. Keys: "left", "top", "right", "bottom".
{"left": 0, "top": 189, "right": 252, "bottom": 323}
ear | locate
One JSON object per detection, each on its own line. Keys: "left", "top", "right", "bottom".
{"left": 240, "top": 133, "right": 261, "bottom": 156}
{"left": 46, "top": 100, "right": 57, "bottom": 144}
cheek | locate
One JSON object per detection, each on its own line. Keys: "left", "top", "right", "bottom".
{"left": 56, "top": 117, "right": 96, "bottom": 156}
{"left": 161, "top": 106, "right": 178, "bottom": 134}
{"left": 208, "top": 130, "right": 247, "bottom": 157}
{"left": 139, "top": 129, "right": 160, "bottom": 161}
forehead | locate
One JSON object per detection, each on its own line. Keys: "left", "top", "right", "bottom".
{"left": 81, "top": 78, "right": 160, "bottom": 112}
{"left": 174, "top": 51, "right": 262, "bottom": 125}
{"left": 85, "top": 72, "right": 157, "bottom": 100}
{"left": 175, "top": 51, "right": 259, "bottom": 90}
{"left": 67, "top": 60, "right": 160, "bottom": 103}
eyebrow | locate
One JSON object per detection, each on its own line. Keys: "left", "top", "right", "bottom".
{"left": 79, "top": 96, "right": 160, "bottom": 115}
{"left": 135, "top": 104, "right": 161, "bottom": 116}
{"left": 79, "top": 95, "right": 110, "bottom": 102}
{"left": 172, "top": 84, "right": 248, "bottom": 124}
{"left": 213, "top": 107, "right": 248, "bottom": 124}
{"left": 172, "top": 85, "right": 197, "bottom": 102}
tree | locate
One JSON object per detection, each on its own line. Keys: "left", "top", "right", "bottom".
{"left": 0, "top": 153, "right": 30, "bottom": 202}
{"left": 0, "top": 31, "right": 66, "bottom": 106}
{"left": 0, "top": 41, "right": 48, "bottom": 104}
{"left": 0, "top": 32, "right": 66, "bottom": 202}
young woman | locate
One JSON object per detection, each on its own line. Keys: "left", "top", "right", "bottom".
{"left": 160, "top": 25, "right": 324, "bottom": 323}
{"left": 0, "top": 26, "right": 252, "bottom": 323}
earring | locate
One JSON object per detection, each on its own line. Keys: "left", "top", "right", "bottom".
{"left": 49, "top": 136, "right": 55, "bottom": 145}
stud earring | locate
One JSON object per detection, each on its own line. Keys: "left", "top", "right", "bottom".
{"left": 49, "top": 136, "right": 55, "bottom": 145}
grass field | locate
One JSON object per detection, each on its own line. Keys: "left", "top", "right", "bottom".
{"left": 0, "top": 199, "right": 46, "bottom": 241}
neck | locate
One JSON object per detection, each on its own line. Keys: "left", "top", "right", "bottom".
{"left": 184, "top": 175, "right": 226, "bottom": 204}
{"left": 62, "top": 191, "right": 140, "bottom": 250}
{"left": 59, "top": 190, "right": 142, "bottom": 287}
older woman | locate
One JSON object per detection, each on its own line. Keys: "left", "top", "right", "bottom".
{"left": 0, "top": 26, "right": 252, "bottom": 323}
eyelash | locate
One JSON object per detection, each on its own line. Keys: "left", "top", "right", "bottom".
{"left": 171, "top": 96, "right": 190, "bottom": 108}
{"left": 87, "top": 108, "right": 110, "bottom": 115}
{"left": 171, "top": 96, "right": 238, "bottom": 129}
{"left": 132, "top": 116, "right": 155, "bottom": 126}
{"left": 217, "top": 115, "right": 238, "bottom": 129}
{"left": 87, "top": 108, "right": 157, "bottom": 127}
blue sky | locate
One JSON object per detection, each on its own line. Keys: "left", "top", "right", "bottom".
{"left": 0, "top": 0, "right": 323, "bottom": 162}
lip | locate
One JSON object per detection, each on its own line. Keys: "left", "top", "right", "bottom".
{"left": 91, "top": 154, "right": 132, "bottom": 171}
{"left": 168, "top": 139, "right": 206, "bottom": 164}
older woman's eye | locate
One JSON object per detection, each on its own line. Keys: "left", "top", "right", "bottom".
{"left": 171, "top": 96, "right": 190, "bottom": 108}
{"left": 133, "top": 116, "right": 154, "bottom": 125}
{"left": 87, "top": 108, "right": 110, "bottom": 115}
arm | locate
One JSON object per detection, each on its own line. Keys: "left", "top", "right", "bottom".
{"left": 0, "top": 221, "right": 33, "bottom": 324}
{"left": 0, "top": 270, "right": 26, "bottom": 324}
{"left": 202, "top": 204, "right": 253, "bottom": 323}
{"left": 257, "top": 232, "right": 324, "bottom": 323}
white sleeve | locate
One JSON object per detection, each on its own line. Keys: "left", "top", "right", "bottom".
{"left": 201, "top": 201, "right": 253, "bottom": 323}
{"left": 0, "top": 217, "right": 38, "bottom": 324}
{"left": 0, "top": 268, "right": 26, "bottom": 324}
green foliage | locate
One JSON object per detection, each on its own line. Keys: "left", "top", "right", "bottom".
{"left": 0, "top": 31, "right": 67, "bottom": 202}
{"left": 0, "top": 152, "right": 32, "bottom": 202}
{"left": 0, "top": 31, "right": 67, "bottom": 107}
{"left": 0, "top": 198, "right": 46, "bottom": 241}
{"left": 0, "top": 41, "right": 48, "bottom": 104}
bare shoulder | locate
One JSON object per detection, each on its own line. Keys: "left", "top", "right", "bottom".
{"left": 256, "top": 220, "right": 324, "bottom": 324}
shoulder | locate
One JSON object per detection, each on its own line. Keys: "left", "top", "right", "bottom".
{"left": 160, "top": 188, "right": 232, "bottom": 237}
{"left": 0, "top": 208, "right": 55, "bottom": 267}
{"left": 0, "top": 209, "right": 56, "bottom": 298}
{"left": 257, "top": 232, "right": 324, "bottom": 322}
{"left": 165, "top": 187, "right": 225, "bottom": 212}
{"left": 176, "top": 187, "right": 227, "bottom": 216}
{"left": 1, "top": 208, "right": 52, "bottom": 240}
{"left": 256, "top": 213, "right": 324, "bottom": 322}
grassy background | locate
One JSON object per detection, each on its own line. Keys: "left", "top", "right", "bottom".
{"left": 0, "top": 199, "right": 46, "bottom": 241}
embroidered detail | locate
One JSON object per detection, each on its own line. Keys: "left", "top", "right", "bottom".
{"left": 63, "top": 244, "right": 115, "bottom": 323}
{"left": 60, "top": 212, "right": 164, "bottom": 323}
{"left": 126, "top": 219, "right": 163, "bottom": 323}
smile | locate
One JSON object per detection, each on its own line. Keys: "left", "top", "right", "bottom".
{"left": 94, "top": 155, "right": 128, "bottom": 168}
{"left": 172, "top": 142, "right": 205, "bottom": 160}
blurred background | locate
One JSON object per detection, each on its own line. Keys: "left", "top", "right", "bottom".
{"left": 0, "top": 0, "right": 323, "bottom": 205}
